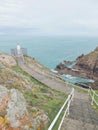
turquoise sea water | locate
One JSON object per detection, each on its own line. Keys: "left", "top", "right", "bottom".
{"left": 0, "top": 36, "right": 98, "bottom": 84}
{"left": 0, "top": 36, "right": 98, "bottom": 69}
{"left": 61, "top": 74, "right": 94, "bottom": 84}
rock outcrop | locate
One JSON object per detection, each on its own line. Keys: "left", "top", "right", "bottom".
{"left": 75, "top": 48, "right": 98, "bottom": 77}
{"left": 0, "top": 53, "right": 17, "bottom": 67}
{"left": 0, "top": 85, "right": 30, "bottom": 130}
{"left": 56, "top": 47, "right": 98, "bottom": 89}
{"left": 0, "top": 85, "right": 49, "bottom": 130}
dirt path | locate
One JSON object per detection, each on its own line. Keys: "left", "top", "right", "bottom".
{"left": 20, "top": 64, "right": 71, "bottom": 94}
{"left": 61, "top": 90, "right": 98, "bottom": 130}
{"left": 19, "top": 62, "right": 98, "bottom": 130}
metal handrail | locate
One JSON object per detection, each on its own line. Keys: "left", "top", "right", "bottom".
{"left": 48, "top": 88, "right": 74, "bottom": 130}
{"left": 91, "top": 89, "right": 98, "bottom": 97}
{"left": 88, "top": 87, "right": 98, "bottom": 106}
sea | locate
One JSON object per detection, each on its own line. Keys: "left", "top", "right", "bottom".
{"left": 0, "top": 36, "right": 98, "bottom": 84}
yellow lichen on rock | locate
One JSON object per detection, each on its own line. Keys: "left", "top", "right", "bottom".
{"left": 0, "top": 116, "right": 3, "bottom": 122}
{"left": 4, "top": 117, "right": 8, "bottom": 124}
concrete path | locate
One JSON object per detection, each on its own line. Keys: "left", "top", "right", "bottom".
{"left": 20, "top": 64, "right": 71, "bottom": 94}
{"left": 61, "top": 90, "right": 98, "bottom": 130}
{"left": 21, "top": 64, "right": 98, "bottom": 130}
{"left": 18, "top": 57, "right": 98, "bottom": 130}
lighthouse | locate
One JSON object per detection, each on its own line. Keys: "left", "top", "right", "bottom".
{"left": 11, "top": 44, "right": 27, "bottom": 56}
{"left": 17, "top": 44, "right": 22, "bottom": 55}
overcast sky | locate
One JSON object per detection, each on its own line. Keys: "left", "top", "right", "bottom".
{"left": 0, "top": 0, "right": 98, "bottom": 36}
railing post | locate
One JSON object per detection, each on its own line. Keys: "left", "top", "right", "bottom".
{"left": 48, "top": 88, "right": 74, "bottom": 130}
{"left": 91, "top": 91, "right": 94, "bottom": 105}
{"left": 71, "top": 88, "right": 74, "bottom": 102}
{"left": 67, "top": 96, "right": 71, "bottom": 115}
{"left": 89, "top": 86, "right": 98, "bottom": 107}
{"left": 67, "top": 88, "right": 74, "bottom": 115}
{"left": 67, "top": 99, "right": 70, "bottom": 115}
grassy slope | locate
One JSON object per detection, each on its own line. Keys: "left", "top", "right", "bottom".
{"left": 12, "top": 66, "right": 67, "bottom": 128}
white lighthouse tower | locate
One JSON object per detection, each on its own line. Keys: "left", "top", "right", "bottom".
{"left": 17, "top": 44, "right": 22, "bottom": 55}
{"left": 11, "top": 44, "right": 27, "bottom": 65}
{"left": 16, "top": 44, "right": 25, "bottom": 64}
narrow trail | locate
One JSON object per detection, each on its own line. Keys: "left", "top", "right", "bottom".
{"left": 20, "top": 64, "right": 71, "bottom": 94}
{"left": 21, "top": 64, "right": 98, "bottom": 130}
{"left": 19, "top": 58, "right": 98, "bottom": 130}
{"left": 61, "top": 90, "right": 98, "bottom": 130}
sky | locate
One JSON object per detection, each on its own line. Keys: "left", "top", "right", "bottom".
{"left": 0, "top": 0, "right": 98, "bottom": 36}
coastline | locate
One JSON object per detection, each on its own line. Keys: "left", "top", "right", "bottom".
{"left": 55, "top": 47, "right": 98, "bottom": 90}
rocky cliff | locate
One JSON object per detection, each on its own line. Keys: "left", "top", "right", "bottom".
{"left": 75, "top": 47, "right": 98, "bottom": 77}
{"left": 0, "top": 52, "right": 66, "bottom": 130}
{"left": 56, "top": 47, "right": 98, "bottom": 89}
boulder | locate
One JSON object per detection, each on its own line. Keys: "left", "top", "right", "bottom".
{"left": 0, "top": 85, "right": 30, "bottom": 129}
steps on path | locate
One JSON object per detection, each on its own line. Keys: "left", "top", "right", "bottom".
{"left": 61, "top": 91, "right": 98, "bottom": 130}
{"left": 61, "top": 118, "right": 98, "bottom": 130}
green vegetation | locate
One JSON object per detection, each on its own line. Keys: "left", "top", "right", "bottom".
{"left": 94, "top": 91, "right": 98, "bottom": 109}
{"left": 12, "top": 65, "right": 67, "bottom": 129}
{"left": 24, "top": 90, "right": 67, "bottom": 121}
{"left": 12, "top": 66, "right": 41, "bottom": 85}
{"left": 89, "top": 90, "right": 98, "bottom": 110}
{"left": 0, "top": 67, "right": 30, "bottom": 91}
{"left": 52, "top": 107, "right": 67, "bottom": 130}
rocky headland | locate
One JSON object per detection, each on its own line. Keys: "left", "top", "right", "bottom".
{"left": 56, "top": 47, "right": 98, "bottom": 90}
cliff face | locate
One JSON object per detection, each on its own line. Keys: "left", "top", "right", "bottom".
{"left": 76, "top": 48, "right": 98, "bottom": 76}
{"left": 56, "top": 47, "right": 98, "bottom": 89}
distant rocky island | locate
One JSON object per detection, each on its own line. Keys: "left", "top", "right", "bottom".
{"left": 56, "top": 47, "right": 98, "bottom": 89}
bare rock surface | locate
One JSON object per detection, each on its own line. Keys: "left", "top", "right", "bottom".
{"left": 7, "top": 89, "right": 28, "bottom": 128}
{"left": 0, "top": 53, "right": 17, "bottom": 67}
{"left": 0, "top": 85, "right": 30, "bottom": 129}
